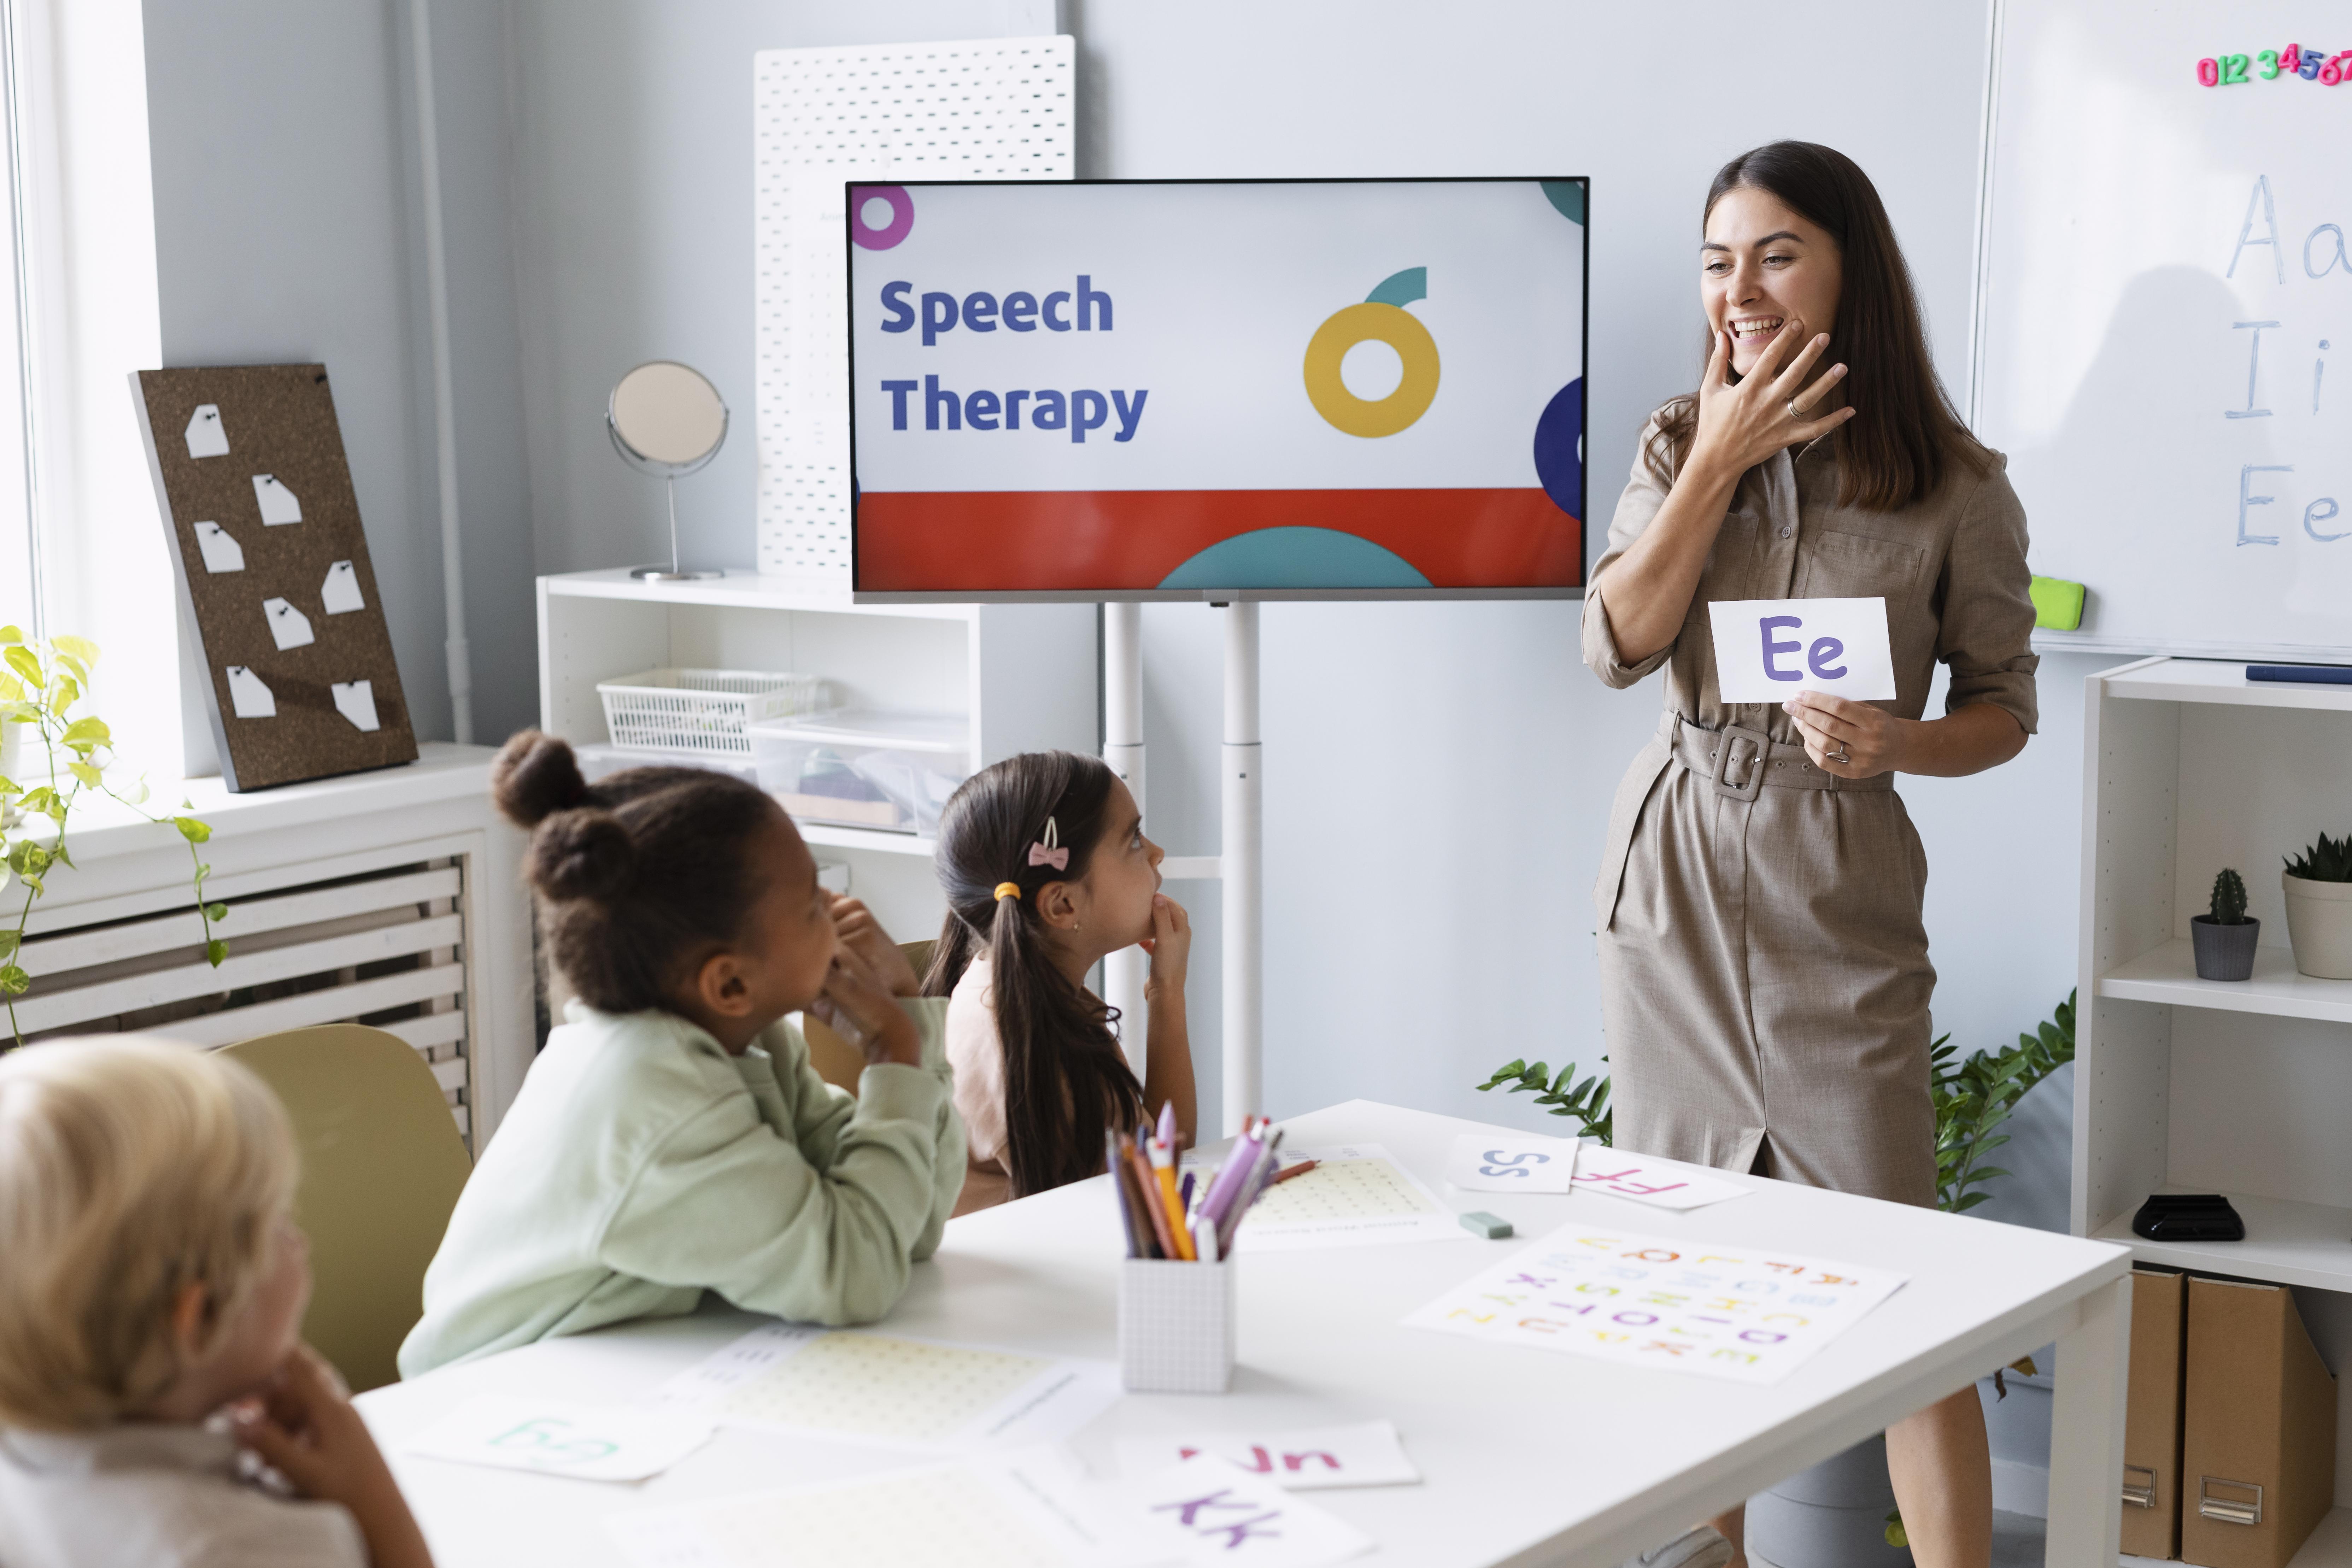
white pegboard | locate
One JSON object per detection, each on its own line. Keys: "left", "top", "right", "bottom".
{"left": 753, "top": 36, "right": 1074, "bottom": 597}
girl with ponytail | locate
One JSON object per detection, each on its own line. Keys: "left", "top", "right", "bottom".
{"left": 400, "top": 732, "right": 966, "bottom": 1376}
{"left": 928, "top": 751, "right": 1195, "bottom": 1210}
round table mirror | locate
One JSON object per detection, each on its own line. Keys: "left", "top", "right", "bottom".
{"left": 608, "top": 361, "right": 728, "bottom": 581}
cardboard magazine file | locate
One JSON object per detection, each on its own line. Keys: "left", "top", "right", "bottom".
{"left": 2180, "top": 1276, "right": 2336, "bottom": 1568}
{"left": 2124, "top": 1267, "right": 2188, "bottom": 1560}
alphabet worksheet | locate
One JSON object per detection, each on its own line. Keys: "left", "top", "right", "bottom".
{"left": 1404, "top": 1224, "right": 1907, "bottom": 1384}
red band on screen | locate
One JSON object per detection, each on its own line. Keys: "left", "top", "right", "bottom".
{"left": 855, "top": 488, "right": 1583, "bottom": 592}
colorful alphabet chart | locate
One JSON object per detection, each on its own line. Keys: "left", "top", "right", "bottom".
{"left": 659, "top": 1322, "right": 1119, "bottom": 1454}
{"left": 606, "top": 1451, "right": 1158, "bottom": 1568}
{"left": 1115, "top": 1420, "right": 1420, "bottom": 1491}
{"left": 1570, "top": 1145, "right": 1751, "bottom": 1212}
{"left": 401, "top": 1394, "right": 715, "bottom": 1482}
{"left": 1215, "top": 1144, "right": 1465, "bottom": 1251}
{"left": 1402, "top": 1225, "right": 1908, "bottom": 1384}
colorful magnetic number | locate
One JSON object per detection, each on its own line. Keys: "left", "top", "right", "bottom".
{"left": 2199, "top": 47, "right": 2348, "bottom": 86}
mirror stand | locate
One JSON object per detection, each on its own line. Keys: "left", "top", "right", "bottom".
{"left": 630, "top": 478, "right": 721, "bottom": 582}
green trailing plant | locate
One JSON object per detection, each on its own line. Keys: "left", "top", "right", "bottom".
{"left": 2207, "top": 867, "right": 2250, "bottom": 924}
{"left": 1475, "top": 1055, "right": 1612, "bottom": 1144}
{"left": 2285, "top": 833, "right": 2352, "bottom": 883}
{"left": 0, "top": 628, "right": 224, "bottom": 1050}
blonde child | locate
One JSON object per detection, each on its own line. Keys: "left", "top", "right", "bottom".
{"left": 927, "top": 750, "right": 1194, "bottom": 1210}
{"left": 399, "top": 733, "right": 963, "bottom": 1376}
{"left": 0, "top": 1037, "right": 432, "bottom": 1568}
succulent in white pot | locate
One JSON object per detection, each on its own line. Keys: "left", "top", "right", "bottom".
{"left": 2283, "top": 834, "right": 2352, "bottom": 980}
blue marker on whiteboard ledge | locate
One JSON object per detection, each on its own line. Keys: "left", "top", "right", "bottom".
{"left": 2248, "top": 664, "right": 2352, "bottom": 686}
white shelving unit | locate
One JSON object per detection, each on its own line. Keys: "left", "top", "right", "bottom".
{"left": 536, "top": 569, "right": 1095, "bottom": 938}
{"left": 2080, "top": 656, "right": 2352, "bottom": 1557}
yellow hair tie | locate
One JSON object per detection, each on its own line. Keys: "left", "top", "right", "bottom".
{"left": 993, "top": 882, "right": 1022, "bottom": 903}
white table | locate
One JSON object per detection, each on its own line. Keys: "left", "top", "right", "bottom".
{"left": 357, "top": 1099, "right": 2133, "bottom": 1566}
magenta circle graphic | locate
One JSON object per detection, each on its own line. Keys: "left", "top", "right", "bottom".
{"left": 849, "top": 186, "right": 914, "bottom": 250}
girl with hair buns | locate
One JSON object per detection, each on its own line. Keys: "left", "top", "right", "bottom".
{"left": 398, "top": 733, "right": 965, "bottom": 1377}
{"left": 926, "top": 751, "right": 1194, "bottom": 1212}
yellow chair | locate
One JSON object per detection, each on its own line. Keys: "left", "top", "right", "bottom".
{"left": 220, "top": 1024, "right": 473, "bottom": 1393}
{"left": 803, "top": 939, "right": 939, "bottom": 1093}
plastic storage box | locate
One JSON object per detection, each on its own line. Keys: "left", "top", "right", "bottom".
{"left": 596, "top": 669, "right": 828, "bottom": 757}
{"left": 747, "top": 711, "right": 970, "bottom": 835}
{"left": 1118, "top": 1257, "right": 1235, "bottom": 1393}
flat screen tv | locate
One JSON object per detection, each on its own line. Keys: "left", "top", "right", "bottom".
{"left": 846, "top": 177, "right": 1587, "bottom": 601}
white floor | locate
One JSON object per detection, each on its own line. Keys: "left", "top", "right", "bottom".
{"left": 1747, "top": 1512, "right": 2043, "bottom": 1568}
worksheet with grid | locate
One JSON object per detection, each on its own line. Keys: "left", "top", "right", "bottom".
{"left": 1221, "top": 1144, "right": 1467, "bottom": 1252}
{"left": 606, "top": 1453, "right": 1156, "bottom": 1568}
{"left": 659, "top": 1322, "right": 1119, "bottom": 1454}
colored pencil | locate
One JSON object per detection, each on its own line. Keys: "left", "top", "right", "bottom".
{"left": 1129, "top": 1141, "right": 1179, "bottom": 1259}
{"left": 1269, "top": 1158, "right": 1319, "bottom": 1186}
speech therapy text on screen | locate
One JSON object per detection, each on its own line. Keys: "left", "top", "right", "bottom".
{"left": 874, "top": 275, "right": 1148, "bottom": 444}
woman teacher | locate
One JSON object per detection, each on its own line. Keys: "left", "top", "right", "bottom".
{"left": 1585, "top": 142, "right": 2035, "bottom": 1568}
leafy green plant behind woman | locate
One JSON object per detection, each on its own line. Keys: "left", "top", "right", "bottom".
{"left": 0, "top": 628, "right": 223, "bottom": 1050}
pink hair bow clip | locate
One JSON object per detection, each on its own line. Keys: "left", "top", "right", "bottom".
{"left": 1027, "top": 816, "right": 1069, "bottom": 871}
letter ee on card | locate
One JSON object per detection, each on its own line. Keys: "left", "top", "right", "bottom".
{"left": 1445, "top": 1133, "right": 1576, "bottom": 1194}
{"left": 1708, "top": 597, "right": 1895, "bottom": 704}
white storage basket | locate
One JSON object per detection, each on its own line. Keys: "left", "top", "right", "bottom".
{"left": 596, "top": 669, "right": 827, "bottom": 757}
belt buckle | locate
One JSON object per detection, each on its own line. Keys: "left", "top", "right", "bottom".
{"left": 1709, "top": 723, "right": 1769, "bottom": 803}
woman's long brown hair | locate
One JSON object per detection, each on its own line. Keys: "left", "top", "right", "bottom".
{"left": 924, "top": 751, "right": 1144, "bottom": 1198}
{"left": 1648, "top": 140, "right": 1990, "bottom": 512}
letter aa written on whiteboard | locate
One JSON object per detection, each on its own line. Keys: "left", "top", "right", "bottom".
{"left": 192, "top": 522, "right": 244, "bottom": 574}
{"left": 183, "top": 404, "right": 228, "bottom": 459}
{"left": 1708, "top": 597, "right": 1896, "bottom": 704}
{"left": 224, "top": 666, "right": 275, "bottom": 719}
{"left": 262, "top": 597, "right": 314, "bottom": 652}
{"left": 251, "top": 474, "right": 301, "bottom": 525}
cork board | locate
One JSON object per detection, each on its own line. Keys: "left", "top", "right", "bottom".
{"left": 131, "top": 366, "right": 418, "bottom": 791}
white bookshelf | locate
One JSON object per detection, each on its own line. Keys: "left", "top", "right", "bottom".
{"left": 535, "top": 569, "right": 1095, "bottom": 936}
{"left": 2079, "top": 656, "right": 2352, "bottom": 1530}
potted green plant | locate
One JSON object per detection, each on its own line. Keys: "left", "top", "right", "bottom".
{"left": 2282, "top": 833, "right": 2352, "bottom": 980}
{"left": 2190, "top": 868, "right": 2259, "bottom": 981}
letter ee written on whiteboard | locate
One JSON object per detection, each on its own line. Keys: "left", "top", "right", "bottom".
{"left": 1708, "top": 597, "right": 1897, "bottom": 704}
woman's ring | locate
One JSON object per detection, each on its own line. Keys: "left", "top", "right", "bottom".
{"left": 1787, "top": 398, "right": 1804, "bottom": 420}
{"left": 1829, "top": 744, "right": 1850, "bottom": 764}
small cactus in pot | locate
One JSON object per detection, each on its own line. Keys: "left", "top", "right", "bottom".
{"left": 2192, "top": 867, "right": 2260, "bottom": 981}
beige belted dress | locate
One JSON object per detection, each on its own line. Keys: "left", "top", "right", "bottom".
{"left": 1582, "top": 426, "right": 2038, "bottom": 1208}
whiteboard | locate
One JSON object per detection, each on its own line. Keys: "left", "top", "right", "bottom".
{"left": 1974, "top": 1, "right": 2352, "bottom": 660}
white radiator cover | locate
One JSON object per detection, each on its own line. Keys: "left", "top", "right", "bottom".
{"left": 5, "top": 745, "right": 530, "bottom": 1150}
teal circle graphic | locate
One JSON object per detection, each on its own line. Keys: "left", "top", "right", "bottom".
{"left": 1157, "top": 528, "right": 1431, "bottom": 591}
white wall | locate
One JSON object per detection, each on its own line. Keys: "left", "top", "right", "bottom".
{"left": 1053, "top": 0, "right": 2084, "bottom": 1131}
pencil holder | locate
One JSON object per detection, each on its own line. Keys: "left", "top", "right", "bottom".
{"left": 1118, "top": 1258, "right": 1234, "bottom": 1393}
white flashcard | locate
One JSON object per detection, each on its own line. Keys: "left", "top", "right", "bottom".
{"left": 252, "top": 474, "right": 302, "bottom": 525}
{"left": 1571, "top": 1145, "right": 1752, "bottom": 1212}
{"left": 262, "top": 597, "right": 314, "bottom": 651}
{"left": 320, "top": 559, "right": 364, "bottom": 614}
{"left": 192, "top": 522, "right": 244, "bottom": 574}
{"left": 1708, "top": 597, "right": 1895, "bottom": 704}
{"left": 1116, "top": 1421, "right": 1419, "bottom": 1491}
{"left": 402, "top": 1394, "right": 714, "bottom": 1482}
{"left": 332, "top": 680, "right": 380, "bottom": 733}
{"left": 225, "top": 666, "right": 275, "bottom": 718}
{"left": 183, "top": 404, "right": 229, "bottom": 458}
{"left": 1120, "top": 1457, "right": 1372, "bottom": 1567}
{"left": 1446, "top": 1133, "right": 1577, "bottom": 1194}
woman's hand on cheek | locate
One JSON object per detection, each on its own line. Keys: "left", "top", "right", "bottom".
{"left": 1139, "top": 893, "right": 1191, "bottom": 999}
{"left": 1784, "top": 691, "right": 1906, "bottom": 778}
{"left": 811, "top": 944, "right": 921, "bottom": 1068}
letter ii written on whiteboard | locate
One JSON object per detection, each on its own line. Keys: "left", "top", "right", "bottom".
{"left": 1708, "top": 597, "right": 1896, "bottom": 704}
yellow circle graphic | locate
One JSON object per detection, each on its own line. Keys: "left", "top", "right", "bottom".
{"left": 1302, "top": 302, "right": 1441, "bottom": 437}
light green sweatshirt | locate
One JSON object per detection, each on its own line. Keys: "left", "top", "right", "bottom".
{"left": 397, "top": 998, "right": 964, "bottom": 1379}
